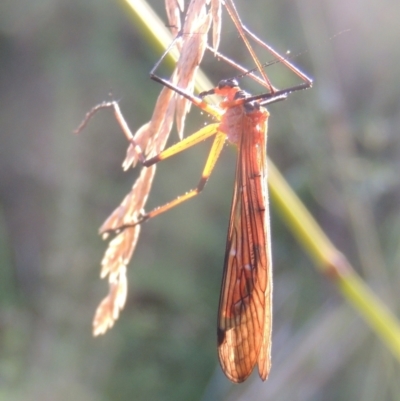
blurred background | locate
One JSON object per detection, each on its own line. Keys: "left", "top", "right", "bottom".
{"left": 1, "top": 0, "right": 400, "bottom": 400}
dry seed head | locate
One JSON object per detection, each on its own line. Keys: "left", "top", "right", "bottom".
{"left": 92, "top": 0, "right": 221, "bottom": 335}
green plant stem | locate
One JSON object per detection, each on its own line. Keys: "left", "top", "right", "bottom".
{"left": 269, "top": 161, "right": 400, "bottom": 360}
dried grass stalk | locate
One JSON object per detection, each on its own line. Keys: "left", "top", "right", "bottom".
{"left": 91, "top": 0, "right": 222, "bottom": 335}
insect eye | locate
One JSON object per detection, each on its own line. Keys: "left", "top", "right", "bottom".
{"left": 233, "top": 90, "right": 248, "bottom": 100}
{"left": 218, "top": 78, "right": 239, "bottom": 89}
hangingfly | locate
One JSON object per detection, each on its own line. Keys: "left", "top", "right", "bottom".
{"left": 105, "top": 74, "right": 310, "bottom": 381}
{"left": 75, "top": 0, "right": 312, "bottom": 383}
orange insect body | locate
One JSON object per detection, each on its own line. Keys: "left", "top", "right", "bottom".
{"left": 216, "top": 87, "right": 272, "bottom": 382}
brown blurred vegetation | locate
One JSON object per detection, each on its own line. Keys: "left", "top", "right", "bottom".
{"left": 1, "top": 0, "right": 400, "bottom": 400}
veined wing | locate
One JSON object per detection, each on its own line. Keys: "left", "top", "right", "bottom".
{"left": 217, "top": 103, "right": 272, "bottom": 383}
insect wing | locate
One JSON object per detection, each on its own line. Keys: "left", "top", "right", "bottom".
{"left": 217, "top": 105, "right": 272, "bottom": 382}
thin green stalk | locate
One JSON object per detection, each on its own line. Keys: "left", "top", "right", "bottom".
{"left": 269, "top": 161, "right": 400, "bottom": 360}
